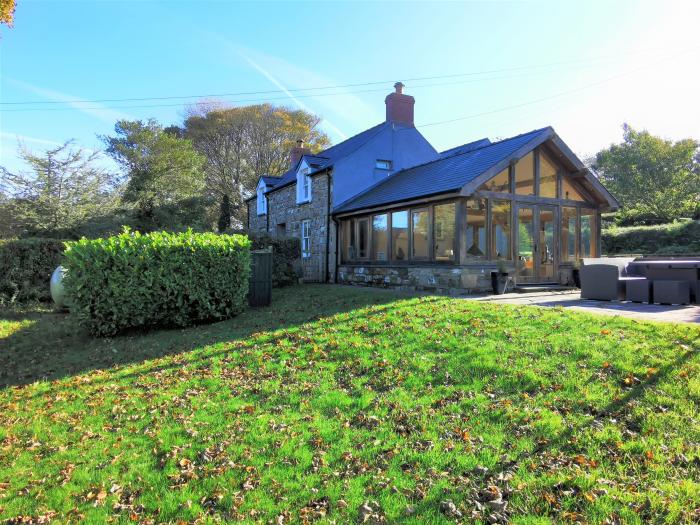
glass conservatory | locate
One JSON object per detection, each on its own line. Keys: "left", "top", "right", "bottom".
{"left": 336, "top": 144, "right": 604, "bottom": 289}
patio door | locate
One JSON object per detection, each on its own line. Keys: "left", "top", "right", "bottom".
{"left": 516, "top": 205, "right": 557, "bottom": 284}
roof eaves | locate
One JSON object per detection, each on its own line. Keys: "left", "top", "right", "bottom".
{"left": 334, "top": 188, "right": 461, "bottom": 215}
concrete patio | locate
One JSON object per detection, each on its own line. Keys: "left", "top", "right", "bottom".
{"left": 471, "top": 289, "right": 700, "bottom": 324}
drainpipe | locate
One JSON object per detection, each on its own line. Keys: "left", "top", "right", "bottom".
{"left": 332, "top": 215, "right": 340, "bottom": 284}
{"left": 325, "top": 168, "right": 333, "bottom": 283}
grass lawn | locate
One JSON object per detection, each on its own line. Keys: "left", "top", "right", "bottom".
{"left": 1, "top": 285, "right": 699, "bottom": 524}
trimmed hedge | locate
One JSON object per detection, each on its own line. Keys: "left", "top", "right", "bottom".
{"left": 0, "top": 238, "right": 65, "bottom": 305}
{"left": 602, "top": 219, "right": 700, "bottom": 255}
{"left": 248, "top": 233, "right": 301, "bottom": 287}
{"left": 63, "top": 230, "right": 251, "bottom": 336}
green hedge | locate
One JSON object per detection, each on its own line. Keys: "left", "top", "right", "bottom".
{"left": 602, "top": 220, "right": 700, "bottom": 255}
{"left": 248, "top": 233, "right": 301, "bottom": 287}
{"left": 0, "top": 238, "right": 65, "bottom": 305}
{"left": 63, "top": 230, "right": 251, "bottom": 336}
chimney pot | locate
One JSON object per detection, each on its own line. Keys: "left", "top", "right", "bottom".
{"left": 394, "top": 82, "right": 404, "bottom": 94}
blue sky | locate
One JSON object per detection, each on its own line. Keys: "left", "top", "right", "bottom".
{"left": 1, "top": 0, "right": 699, "bottom": 174}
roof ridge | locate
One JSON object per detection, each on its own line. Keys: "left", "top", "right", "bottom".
{"left": 403, "top": 126, "right": 552, "bottom": 171}
{"left": 440, "top": 137, "right": 490, "bottom": 155}
{"left": 316, "top": 121, "right": 387, "bottom": 157}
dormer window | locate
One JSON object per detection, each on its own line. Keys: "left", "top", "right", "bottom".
{"left": 256, "top": 180, "right": 267, "bottom": 215}
{"left": 296, "top": 166, "right": 311, "bottom": 204}
{"left": 376, "top": 159, "right": 392, "bottom": 170}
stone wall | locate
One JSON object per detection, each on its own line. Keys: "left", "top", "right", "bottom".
{"left": 247, "top": 199, "right": 267, "bottom": 232}
{"left": 337, "top": 264, "right": 497, "bottom": 294}
{"left": 339, "top": 262, "right": 574, "bottom": 294}
{"left": 247, "top": 173, "right": 336, "bottom": 283}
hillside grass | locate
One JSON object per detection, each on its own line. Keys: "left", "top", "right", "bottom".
{"left": 1, "top": 285, "right": 699, "bottom": 524}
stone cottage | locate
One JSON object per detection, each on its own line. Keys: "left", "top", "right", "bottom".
{"left": 246, "top": 83, "right": 618, "bottom": 293}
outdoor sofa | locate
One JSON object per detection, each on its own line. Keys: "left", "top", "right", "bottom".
{"left": 579, "top": 257, "right": 645, "bottom": 301}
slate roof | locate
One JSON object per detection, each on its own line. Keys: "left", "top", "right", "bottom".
{"left": 334, "top": 127, "right": 552, "bottom": 213}
{"left": 439, "top": 138, "right": 491, "bottom": 158}
{"left": 263, "top": 121, "right": 390, "bottom": 194}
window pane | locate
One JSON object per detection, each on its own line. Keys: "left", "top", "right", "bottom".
{"left": 372, "top": 214, "right": 388, "bottom": 261}
{"left": 515, "top": 152, "right": 535, "bottom": 195}
{"left": 539, "top": 152, "right": 558, "bottom": 198}
{"left": 560, "top": 207, "right": 577, "bottom": 262}
{"left": 411, "top": 209, "right": 429, "bottom": 259}
{"left": 490, "top": 200, "right": 511, "bottom": 260}
{"left": 581, "top": 209, "right": 598, "bottom": 258}
{"left": 301, "top": 220, "right": 311, "bottom": 257}
{"left": 481, "top": 168, "right": 510, "bottom": 193}
{"left": 391, "top": 211, "right": 408, "bottom": 261}
{"left": 341, "top": 220, "right": 354, "bottom": 262}
{"left": 465, "top": 199, "right": 486, "bottom": 259}
{"left": 357, "top": 218, "right": 369, "bottom": 259}
{"left": 517, "top": 207, "right": 535, "bottom": 280}
{"left": 562, "top": 177, "right": 586, "bottom": 201}
{"left": 433, "top": 203, "right": 456, "bottom": 261}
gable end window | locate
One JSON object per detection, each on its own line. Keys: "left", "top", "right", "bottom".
{"left": 375, "top": 159, "right": 392, "bottom": 170}
{"left": 301, "top": 219, "right": 311, "bottom": 258}
{"left": 297, "top": 167, "right": 311, "bottom": 204}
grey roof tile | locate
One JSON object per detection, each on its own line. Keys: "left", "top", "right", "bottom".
{"left": 334, "top": 127, "right": 551, "bottom": 213}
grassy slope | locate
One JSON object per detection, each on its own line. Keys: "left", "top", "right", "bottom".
{"left": 0, "top": 285, "right": 699, "bottom": 524}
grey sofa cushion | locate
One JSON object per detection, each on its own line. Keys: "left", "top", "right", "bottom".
{"left": 580, "top": 264, "right": 627, "bottom": 301}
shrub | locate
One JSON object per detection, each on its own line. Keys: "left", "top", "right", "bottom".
{"left": 0, "top": 238, "right": 65, "bottom": 305}
{"left": 602, "top": 219, "right": 700, "bottom": 255}
{"left": 248, "top": 233, "right": 301, "bottom": 287}
{"left": 63, "top": 230, "right": 251, "bottom": 336}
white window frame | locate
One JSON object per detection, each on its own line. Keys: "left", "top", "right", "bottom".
{"left": 296, "top": 163, "right": 312, "bottom": 204}
{"left": 301, "top": 219, "right": 311, "bottom": 258}
{"left": 256, "top": 180, "right": 267, "bottom": 216}
{"left": 375, "top": 159, "right": 392, "bottom": 170}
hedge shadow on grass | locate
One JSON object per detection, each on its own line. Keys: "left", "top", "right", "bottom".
{"left": 0, "top": 285, "right": 409, "bottom": 388}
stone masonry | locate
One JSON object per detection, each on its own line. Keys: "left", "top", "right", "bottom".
{"left": 247, "top": 172, "right": 337, "bottom": 283}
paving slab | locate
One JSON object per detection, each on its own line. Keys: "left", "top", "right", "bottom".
{"left": 471, "top": 290, "right": 700, "bottom": 324}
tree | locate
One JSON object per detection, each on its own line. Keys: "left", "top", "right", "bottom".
{"left": 181, "top": 103, "right": 331, "bottom": 226}
{"left": 594, "top": 125, "right": 700, "bottom": 223}
{"left": 0, "top": 141, "right": 118, "bottom": 236}
{"left": 1, "top": 0, "right": 15, "bottom": 27}
{"left": 217, "top": 194, "right": 231, "bottom": 232}
{"left": 102, "top": 119, "right": 207, "bottom": 224}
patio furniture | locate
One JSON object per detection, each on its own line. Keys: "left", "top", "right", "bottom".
{"left": 579, "top": 258, "right": 644, "bottom": 301}
{"left": 653, "top": 280, "right": 690, "bottom": 305}
{"left": 627, "top": 258, "right": 700, "bottom": 303}
{"left": 626, "top": 278, "right": 652, "bottom": 303}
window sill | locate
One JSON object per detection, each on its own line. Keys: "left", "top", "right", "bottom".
{"left": 296, "top": 200, "right": 312, "bottom": 206}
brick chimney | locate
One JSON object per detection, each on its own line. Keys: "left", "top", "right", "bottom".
{"left": 290, "top": 139, "right": 311, "bottom": 168}
{"left": 385, "top": 82, "right": 415, "bottom": 126}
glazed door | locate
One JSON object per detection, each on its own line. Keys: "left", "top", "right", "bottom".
{"left": 516, "top": 205, "right": 557, "bottom": 284}
{"left": 537, "top": 206, "right": 556, "bottom": 282}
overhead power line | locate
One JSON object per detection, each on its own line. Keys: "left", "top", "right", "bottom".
{"left": 0, "top": 68, "right": 615, "bottom": 113}
{"left": 416, "top": 48, "right": 698, "bottom": 128}
{"left": 0, "top": 48, "right": 682, "bottom": 108}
